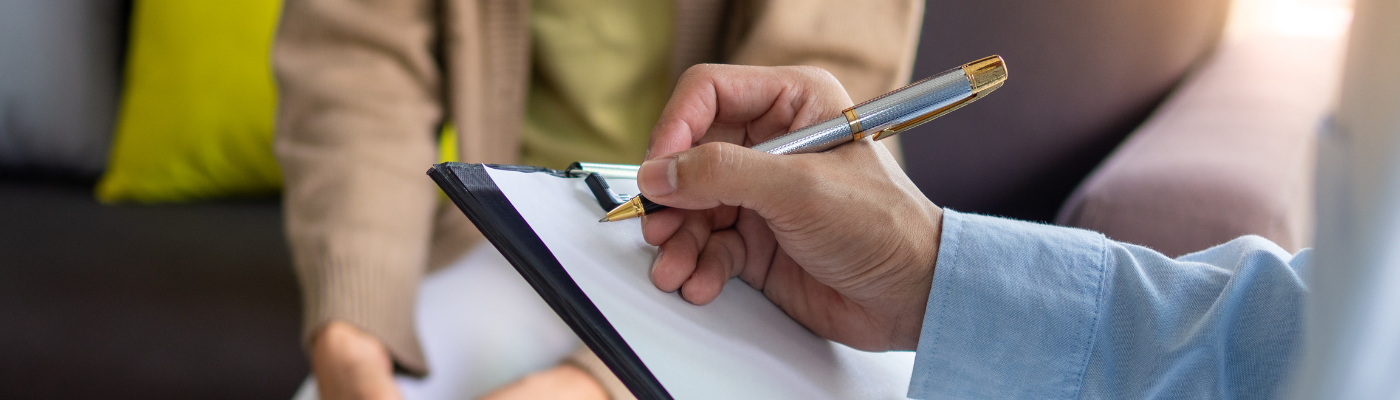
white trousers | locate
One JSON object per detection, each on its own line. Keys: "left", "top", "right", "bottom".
{"left": 293, "top": 242, "right": 580, "bottom": 399}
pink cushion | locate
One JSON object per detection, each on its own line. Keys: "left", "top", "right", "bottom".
{"left": 1056, "top": 35, "right": 1342, "bottom": 256}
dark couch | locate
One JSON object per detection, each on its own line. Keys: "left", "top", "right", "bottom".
{"left": 0, "top": 175, "right": 306, "bottom": 399}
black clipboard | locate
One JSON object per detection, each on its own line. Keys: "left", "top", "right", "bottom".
{"left": 426, "top": 162, "right": 670, "bottom": 400}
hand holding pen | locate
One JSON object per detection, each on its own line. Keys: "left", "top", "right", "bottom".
{"left": 602, "top": 55, "right": 1007, "bottom": 222}
{"left": 627, "top": 62, "right": 992, "bottom": 351}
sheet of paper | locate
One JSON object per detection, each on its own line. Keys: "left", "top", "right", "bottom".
{"left": 486, "top": 167, "right": 916, "bottom": 400}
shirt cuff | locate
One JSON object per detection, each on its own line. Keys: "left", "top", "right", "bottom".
{"left": 908, "top": 210, "right": 1109, "bottom": 399}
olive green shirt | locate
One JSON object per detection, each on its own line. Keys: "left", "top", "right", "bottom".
{"left": 522, "top": 0, "right": 675, "bottom": 169}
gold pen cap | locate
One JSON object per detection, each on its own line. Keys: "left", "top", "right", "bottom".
{"left": 962, "top": 55, "right": 1008, "bottom": 96}
{"left": 858, "top": 55, "right": 1009, "bottom": 141}
{"left": 752, "top": 55, "right": 1009, "bottom": 153}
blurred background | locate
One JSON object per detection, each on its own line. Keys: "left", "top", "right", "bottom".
{"left": 0, "top": 0, "right": 1353, "bottom": 398}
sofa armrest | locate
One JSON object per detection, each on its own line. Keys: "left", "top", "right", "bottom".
{"left": 1055, "top": 34, "right": 1343, "bottom": 257}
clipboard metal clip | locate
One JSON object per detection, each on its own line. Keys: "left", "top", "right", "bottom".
{"left": 565, "top": 162, "right": 640, "bottom": 212}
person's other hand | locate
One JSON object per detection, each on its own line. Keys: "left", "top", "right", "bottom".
{"left": 640, "top": 65, "right": 943, "bottom": 352}
{"left": 311, "top": 321, "right": 403, "bottom": 400}
{"left": 476, "top": 364, "right": 608, "bottom": 400}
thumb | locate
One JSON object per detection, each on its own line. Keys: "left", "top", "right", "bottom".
{"left": 638, "top": 142, "right": 814, "bottom": 217}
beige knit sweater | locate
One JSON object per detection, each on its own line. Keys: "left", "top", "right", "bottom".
{"left": 273, "top": 0, "right": 922, "bottom": 387}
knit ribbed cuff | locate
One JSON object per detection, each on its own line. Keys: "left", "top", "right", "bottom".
{"left": 296, "top": 249, "right": 429, "bottom": 376}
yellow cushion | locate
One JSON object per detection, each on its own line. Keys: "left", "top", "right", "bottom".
{"left": 439, "top": 123, "right": 459, "bottom": 163}
{"left": 96, "top": 0, "right": 282, "bottom": 203}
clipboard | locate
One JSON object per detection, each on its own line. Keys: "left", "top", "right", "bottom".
{"left": 427, "top": 162, "right": 916, "bottom": 400}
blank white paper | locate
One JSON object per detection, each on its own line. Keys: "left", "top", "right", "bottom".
{"left": 486, "top": 167, "right": 916, "bottom": 400}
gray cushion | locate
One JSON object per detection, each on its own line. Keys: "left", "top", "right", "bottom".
{"left": 0, "top": 0, "right": 126, "bottom": 176}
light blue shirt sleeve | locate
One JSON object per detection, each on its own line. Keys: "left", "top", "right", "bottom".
{"left": 908, "top": 210, "right": 1310, "bottom": 399}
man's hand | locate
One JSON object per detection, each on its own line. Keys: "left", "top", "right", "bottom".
{"left": 311, "top": 322, "right": 402, "bottom": 400}
{"left": 640, "top": 64, "right": 943, "bottom": 352}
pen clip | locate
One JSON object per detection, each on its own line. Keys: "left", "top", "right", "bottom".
{"left": 869, "top": 89, "right": 983, "bottom": 140}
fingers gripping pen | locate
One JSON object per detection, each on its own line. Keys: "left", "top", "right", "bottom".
{"left": 601, "top": 55, "right": 1008, "bottom": 222}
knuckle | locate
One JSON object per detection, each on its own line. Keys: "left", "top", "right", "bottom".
{"left": 789, "top": 65, "right": 839, "bottom": 86}
{"left": 779, "top": 66, "right": 850, "bottom": 111}
{"left": 677, "top": 63, "right": 716, "bottom": 83}
{"left": 691, "top": 142, "right": 742, "bottom": 183}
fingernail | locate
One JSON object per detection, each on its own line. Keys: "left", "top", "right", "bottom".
{"left": 639, "top": 157, "right": 677, "bottom": 197}
{"left": 651, "top": 251, "right": 664, "bottom": 274}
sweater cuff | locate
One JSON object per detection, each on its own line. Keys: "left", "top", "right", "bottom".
{"left": 908, "top": 210, "right": 1109, "bottom": 399}
{"left": 297, "top": 251, "right": 428, "bottom": 376}
{"left": 563, "top": 347, "right": 637, "bottom": 400}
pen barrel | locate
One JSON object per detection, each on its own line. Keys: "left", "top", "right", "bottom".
{"left": 749, "top": 118, "right": 853, "bottom": 155}
{"left": 750, "top": 67, "right": 974, "bottom": 155}
{"left": 640, "top": 196, "right": 667, "bottom": 214}
{"left": 605, "top": 56, "right": 1005, "bottom": 222}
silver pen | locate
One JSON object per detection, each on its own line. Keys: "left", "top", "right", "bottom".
{"left": 602, "top": 55, "right": 1008, "bottom": 222}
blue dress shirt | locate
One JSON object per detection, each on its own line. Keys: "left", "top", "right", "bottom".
{"left": 909, "top": 210, "right": 1310, "bottom": 399}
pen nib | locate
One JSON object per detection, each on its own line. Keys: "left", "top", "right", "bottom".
{"left": 600, "top": 197, "right": 646, "bottom": 223}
